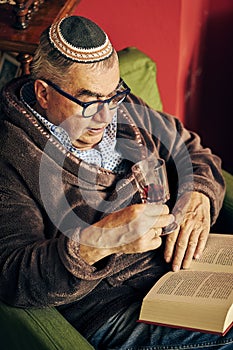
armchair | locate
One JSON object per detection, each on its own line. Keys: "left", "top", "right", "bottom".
{"left": 0, "top": 47, "right": 232, "bottom": 350}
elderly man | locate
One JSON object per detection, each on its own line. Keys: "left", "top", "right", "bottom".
{"left": 0, "top": 15, "right": 231, "bottom": 349}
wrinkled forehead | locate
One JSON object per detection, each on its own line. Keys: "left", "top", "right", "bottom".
{"left": 66, "top": 57, "right": 120, "bottom": 96}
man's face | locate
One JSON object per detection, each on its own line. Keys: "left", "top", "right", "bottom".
{"left": 37, "top": 59, "right": 120, "bottom": 150}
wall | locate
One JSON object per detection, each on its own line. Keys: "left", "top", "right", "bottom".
{"left": 74, "top": 0, "right": 211, "bottom": 121}
{"left": 74, "top": 0, "right": 233, "bottom": 173}
{"left": 74, "top": 0, "right": 181, "bottom": 117}
{"left": 175, "top": 0, "right": 209, "bottom": 125}
{"left": 185, "top": 0, "right": 233, "bottom": 173}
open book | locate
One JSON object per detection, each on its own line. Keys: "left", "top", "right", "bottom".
{"left": 138, "top": 233, "right": 233, "bottom": 335}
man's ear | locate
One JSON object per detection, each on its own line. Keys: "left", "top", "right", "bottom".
{"left": 34, "top": 80, "right": 49, "bottom": 109}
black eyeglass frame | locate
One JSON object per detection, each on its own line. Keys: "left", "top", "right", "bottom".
{"left": 42, "top": 78, "right": 131, "bottom": 118}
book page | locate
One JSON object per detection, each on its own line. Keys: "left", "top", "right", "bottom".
{"left": 146, "top": 270, "right": 233, "bottom": 304}
{"left": 140, "top": 234, "right": 233, "bottom": 334}
{"left": 191, "top": 234, "right": 233, "bottom": 273}
{"left": 140, "top": 270, "right": 233, "bottom": 334}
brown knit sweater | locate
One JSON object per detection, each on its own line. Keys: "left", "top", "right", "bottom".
{"left": 0, "top": 76, "right": 225, "bottom": 336}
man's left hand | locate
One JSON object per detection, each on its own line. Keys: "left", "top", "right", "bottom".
{"left": 164, "top": 191, "right": 211, "bottom": 271}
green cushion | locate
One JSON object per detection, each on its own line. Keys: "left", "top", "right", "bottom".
{"left": 213, "top": 170, "right": 233, "bottom": 233}
{"left": 0, "top": 301, "right": 94, "bottom": 350}
{"left": 118, "top": 47, "right": 163, "bottom": 111}
{"left": 223, "top": 169, "right": 233, "bottom": 211}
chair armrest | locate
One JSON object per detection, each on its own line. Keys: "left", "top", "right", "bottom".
{"left": 0, "top": 301, "right": 94, "bottom": 350}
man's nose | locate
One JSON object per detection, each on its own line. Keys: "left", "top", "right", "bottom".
{"left": 92, "top": 103, "right": 114, "bottom": 123}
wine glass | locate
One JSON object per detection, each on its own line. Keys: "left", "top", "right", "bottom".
{"left": 132, "top": 158, "right": 178, "bottom": 235}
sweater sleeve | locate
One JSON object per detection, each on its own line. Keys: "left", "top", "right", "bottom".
{"left": 124, "top": 95, "right": 225, "bottom": 225}
{"left": 152, "top": 110, "right": 225, "bottom": 224}
{"left": 0, "top": 160, "right": 116, "bottom": 308}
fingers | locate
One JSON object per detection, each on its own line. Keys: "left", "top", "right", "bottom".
{"left": 143, "top": 203, "right": 174, "bottom": 228}
{"left": 173, "top": 227, "right": 201, "bottom": 271}
{"left": 150, "top": 227, "right": 163, "bottom": 237}
{"left": 128, "top": 204, "right": 173, "bottom": 240}
{"left": 164, "top": 226, "right": 180, "bottom": 264}
{"left": 164, "top": 222, "right": 210, "bottom": 271}
{"left": 163, "top": 192, "right": 211, "bottom": 271}
{"left": 142, "top": 203, "right": 169, "bottom": 216}
{"left": 121, "top": 228, "right": 162, "bottom": 254}
{"left": 193, "top": 231, "right": 209, "bottom": 259}
{"left": 181, "top": 233, "right": 200, "bottom": 268}
{"left": 174, "top": 227, "right": 209, "bottom": 271}
{"left": 152, "top": 213, "right": 175, "bottom": 230}
{"left": 142, "top": 228, "right": 163, "bottom": 250}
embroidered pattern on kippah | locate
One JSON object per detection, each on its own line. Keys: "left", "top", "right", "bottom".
{"left": 49, "top": 18, "right": 113, "bottom": 63}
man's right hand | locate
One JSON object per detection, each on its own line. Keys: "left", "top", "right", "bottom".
{"left": 79, "top": 204, "right": 174, "bottom": 265}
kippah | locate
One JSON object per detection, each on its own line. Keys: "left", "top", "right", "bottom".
{"left": 49, "top": 16, "right": 114, "bottom": 63}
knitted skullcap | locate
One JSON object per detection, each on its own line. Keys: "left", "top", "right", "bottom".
{"left": 49, "top": 16, "right": 114, "bottom": 63}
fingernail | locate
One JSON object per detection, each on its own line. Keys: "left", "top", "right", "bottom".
{"left": 173, "top": 265, "right": 179, "bottom": 272}
{"left": 194, "top": 253, "right": 200, "bottom": 259}
{"left": 165, "top": 256, "right": 171, "bottom": 263}
{"left": 170, "top": 214, "right": 175, "bottom": 223}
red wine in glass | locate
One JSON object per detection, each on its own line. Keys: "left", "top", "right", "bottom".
{"left": 143, "top": 183, "right": 165, "bottom": 203}
{"left": 132, "top": 158, "right": 177, "bottom": 235}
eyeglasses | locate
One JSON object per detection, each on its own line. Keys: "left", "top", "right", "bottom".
{"left": 43, "top": 78, "right": 130, "bottom": 118}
